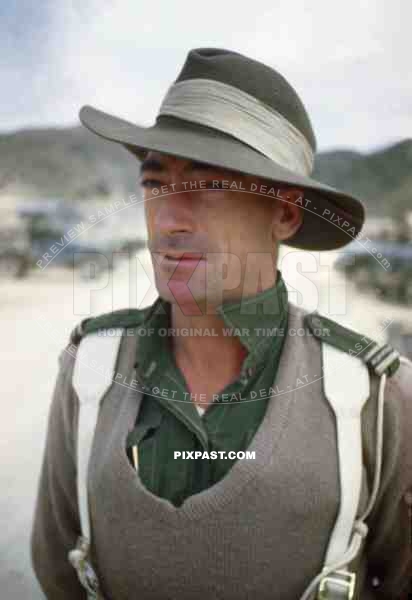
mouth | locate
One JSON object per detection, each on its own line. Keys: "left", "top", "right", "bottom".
{"left": 160, "top": 252, "right": 206, "bottom": 268}
{"left": 163, "top": 251, "right": 205, "bottom": 259}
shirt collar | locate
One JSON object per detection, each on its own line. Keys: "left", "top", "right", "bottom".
{"left": 135, "top": 269, "right": 288, "bottom": 381}
{"left": 215, "top": 269, "right": 288, "bottom": 368}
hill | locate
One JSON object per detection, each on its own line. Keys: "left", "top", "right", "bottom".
{"left": 1, "top": 125, "right": 411, "bottom": 218}
{"left": 0, "top": 126, "right": 140, "bottom": 200}
{"left": 312, "top": 139, "right": 412, "bottom": 217}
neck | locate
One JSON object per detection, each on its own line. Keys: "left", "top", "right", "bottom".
{"left": 169, "top": 271, "right": 279, "bottom": 378}
{"left": 170, "top": 304, "right": 247, "bottom": 377}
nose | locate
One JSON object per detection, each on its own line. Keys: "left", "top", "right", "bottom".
{"left": 153, "top": 194, "right": 196, "bottom": 236}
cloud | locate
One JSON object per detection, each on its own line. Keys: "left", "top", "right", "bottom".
{"left": 1, "top": 0, "right": 410, "bottom": 151}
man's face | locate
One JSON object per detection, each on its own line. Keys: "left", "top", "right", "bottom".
{"left": 140, "top": 151, "right": 302, "bottom": 313}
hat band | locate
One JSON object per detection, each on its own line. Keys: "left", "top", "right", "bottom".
{"left": 158, "top": 78, "right": 314, "bottom": 176}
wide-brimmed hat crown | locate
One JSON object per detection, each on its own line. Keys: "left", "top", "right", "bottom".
{"left": 80, "top": 47, "right": 365, "bottom": 250}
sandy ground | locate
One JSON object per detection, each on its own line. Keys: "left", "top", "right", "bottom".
{"left": 1, "top": 247, "right": 411, "bottom": 598}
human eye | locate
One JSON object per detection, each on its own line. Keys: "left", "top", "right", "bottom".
{"left": 205, "top": 181, "right": 223, "bottom": 189}
{"left": 141, "top": 179, "right": 161, "bottom": 188}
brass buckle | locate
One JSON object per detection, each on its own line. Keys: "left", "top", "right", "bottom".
{"left": 317, "top": 570, "right": 356, "bottom": 600}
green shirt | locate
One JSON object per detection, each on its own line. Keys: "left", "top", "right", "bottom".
{"left": 126, "top": 271, "right": 289, "bottom": 506}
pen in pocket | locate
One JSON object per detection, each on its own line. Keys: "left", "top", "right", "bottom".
{"left": 132, "top": 445, "right": 139, "bottom": 471}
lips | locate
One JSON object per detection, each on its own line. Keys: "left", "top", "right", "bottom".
{"left": 164, "top": 252, "right": 205, "bottom": 260}
{"left": 161, "top": 252, "right": 206, "bottom": 269}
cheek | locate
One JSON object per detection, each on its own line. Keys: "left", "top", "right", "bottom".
{"left": 229, "top": 193, "right": 272, "bottom": 230}
{"left": 144, "top": 204, "right": 157, "bottom": 236}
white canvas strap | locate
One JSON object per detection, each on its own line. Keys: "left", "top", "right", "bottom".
{"left": 72, "top": 331, "right": 123, "bottom": 541}
{"left": 299, "top": 341, "right": 371, "bottom": 600}
{"left": 159, "top": 78, "right": 315, "bottom": 175}
{"left": 321, "top": 342, "right": 370, "bottom": 566}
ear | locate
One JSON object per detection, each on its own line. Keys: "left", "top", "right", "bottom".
{"left": 272, "top": 188, "right": 304, "bottom": 243}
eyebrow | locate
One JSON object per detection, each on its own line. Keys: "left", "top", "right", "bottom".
{"left": 139, "top": 157, "right": 223, "bottom": 177}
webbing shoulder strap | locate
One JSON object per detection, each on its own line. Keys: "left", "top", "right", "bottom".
{"left": 304, "top": 339, "right": 373, "bottom": 600}
{"left": 298, "top": 342, "right": 371, "bottom": 600}
{"left": 321, "top": 341, "right": 370, "bottom": 566}
{"left": 72, "top": 331, "right": 123, "bottom": 541}
{"left": 302, "top": 311, "right": 401, "bottom": 597}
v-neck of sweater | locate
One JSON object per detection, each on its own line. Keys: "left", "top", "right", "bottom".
{"left": 91, "top": 303, "right": 313, "bottom": 527}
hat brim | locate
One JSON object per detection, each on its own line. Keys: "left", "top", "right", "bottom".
{"left": 79, "top": 105, "right": 365, "bottom": 251}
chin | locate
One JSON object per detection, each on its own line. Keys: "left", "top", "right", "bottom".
{"left": 158, "top": 275, "right": 224, "bottom": 315}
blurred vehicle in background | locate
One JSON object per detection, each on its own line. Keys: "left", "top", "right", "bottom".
{"left": 0, "top": 222, "right": 30, "bottom": 278}
{"left": 335, "top": 239, "right": 412, "bottom": 305}
{"left": 0, "top": 199, "right": 146, "bottom": 279}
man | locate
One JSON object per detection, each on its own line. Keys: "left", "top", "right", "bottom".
{"left": 31, "top": 47, "right": 412, "bottom": 600}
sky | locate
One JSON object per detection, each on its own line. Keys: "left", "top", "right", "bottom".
{"left": 1, "top": 0, "right": 411, "bottom": 152}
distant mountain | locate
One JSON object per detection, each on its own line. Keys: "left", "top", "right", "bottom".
{"left": 1, "top": 125, "right": 411, "bottom": 218}
{"left": 0, "top": 126, "right": 141, "bottom": 200}
{"left": 312, "top": 139, "right": 412, "bottom": 217}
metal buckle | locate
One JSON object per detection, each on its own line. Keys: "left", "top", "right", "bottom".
{"left": 68, "top": 536, "right": 102, "bottom": 599}
{"left": 317, "top": 570, "right": 356, "bottom": 600}
{"left": 80, "top": 559, "right": 100, "bottom": 597}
